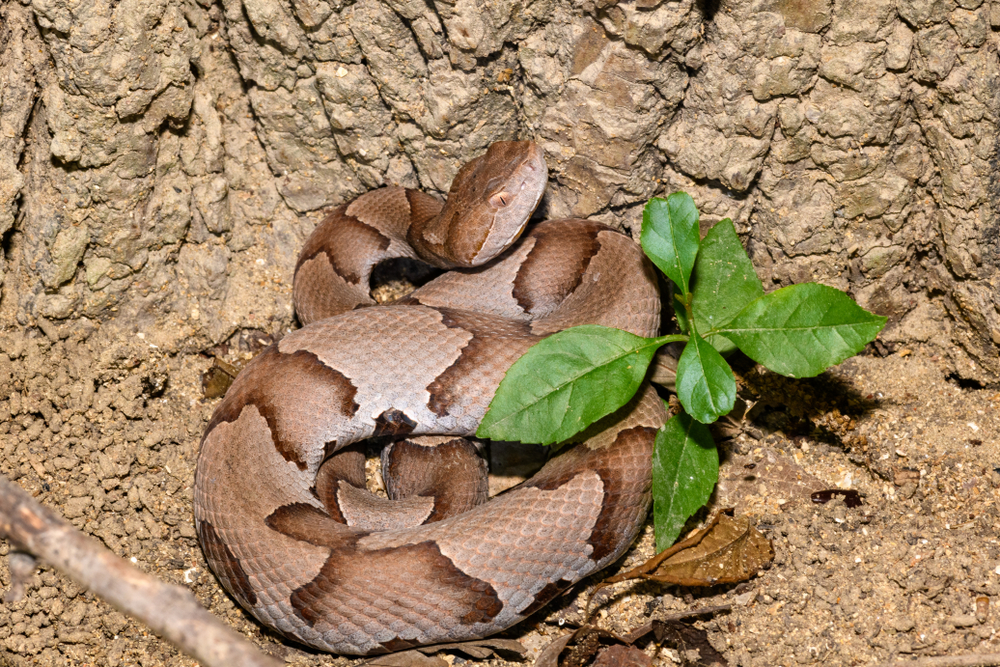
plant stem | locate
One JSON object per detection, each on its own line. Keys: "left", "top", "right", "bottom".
{"left": 650, "top": 334, "right": 688, "bottom": 347}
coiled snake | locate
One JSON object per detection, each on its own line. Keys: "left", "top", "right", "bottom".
{"left": 193, "top": 141, "right": 666, "bottom": 655}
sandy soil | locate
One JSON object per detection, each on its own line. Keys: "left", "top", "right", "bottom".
{"left": 0, "top": 307, "right": 998, "bottom": 667}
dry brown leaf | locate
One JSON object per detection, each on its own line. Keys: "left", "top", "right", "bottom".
{"left": 364, "top": 649, "right": 448, "bottom": 667}
{"left": 532, "top": 633, "right": 574, "bottom": 667}
{"left": 562, "top": 626, "right": 617, "bottom": 667}
{"left": 603, "top": 512, "right": 773, "bottom": 588}
{"left": 621, "top": 604, "right": 733, "bottom": 644}
{"left": 644, "top": 514, "right": 773, "bottom": 586}
{"left": 598, "top": 512, "right": 723, "bottom": 594}
{"left": 416, "top": 638, "right": 526, "bottom": 660}
{"left": 201, "top": 357, "right": 241, "bottom": 398}
{"left": 593, "top": 644, "right": 652, "bottom": 667}
{"left": 532, "top": 626, "right": 625, "bottom": 667}
{"left": 201, "top": 331, "right": 276, "bottom": 398}
{"left": 653, "top": 620, "right": 728, "bottom": 666}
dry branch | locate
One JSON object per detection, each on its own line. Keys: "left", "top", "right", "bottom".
{"left": 0, "top": 474, "right": 281, "bottom": 667}
{"left": 882, "top": 655, "right": 1000, "bottom": 667}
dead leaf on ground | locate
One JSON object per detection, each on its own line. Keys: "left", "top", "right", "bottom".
{"left": 533, "top": 633, "right": 574, "bottom": 667}
{"left": 592, "top": 644, "right": 651, "bottom": 667}
{"left": 416, "top": 638, "right": 526, "bottom": 660}
{"left": 622, "top": 605, "right": 733, "bottom": 644}
{"left": 365, "top": 649, "right": 447, "bottom": 667}
{"left": 561, "top": 626, "right": 621, "bottom": 667}
{"left": 534, "top": 606, "right": 734, "bottom": 666}
{"left": 201, "top": 331, "right": 276, "bottom": 398}
{"left": 534, "top": 609, "right": 734, "bottom": 667}
{"left": 201, "top": 357, "right": 241, "bottom": 398}
{"left": 532, "top": 625, "right": 625, "bottom": 667}
{"left": 653, "top": 620, "right": 728, "bottom": 667}
{"left": 603, "top": 511, "right": 774, "bottom": 588}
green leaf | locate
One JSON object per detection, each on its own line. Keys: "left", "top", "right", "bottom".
{"left": 717, "top": 283, "right": 888, "bottom": 378}
{"left": 476, "top": 325, "right": 666, "bottom": 445}
{"left": 692, "top": 218, "right": 764, "bottom": 354}
{"left": 652, "top": 412, "right": 718, "bottom": 552}
{"left": 641, "top": 193, "right": 700, "bottom": 295}
{"left": 675, "top": 331, "right": 736, "bottom": 424}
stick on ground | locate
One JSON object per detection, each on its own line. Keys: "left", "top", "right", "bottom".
{"left": 882, "top": 655, "right": 1000, "bottom": 667}
{"left": 0, "top": 474, "right": 281, "bottom": 667}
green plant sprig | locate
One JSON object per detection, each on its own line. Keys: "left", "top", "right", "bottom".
{"left": 477, "top": 192, "right": 887, "bottom": 552}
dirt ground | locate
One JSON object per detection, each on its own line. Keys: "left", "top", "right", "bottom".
{"left": 0, "top": 295, "right": 998, "bottom": 667}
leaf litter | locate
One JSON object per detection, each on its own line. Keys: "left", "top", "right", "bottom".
{"left": 601, "top": 511, "right": 774, "bottom": 588}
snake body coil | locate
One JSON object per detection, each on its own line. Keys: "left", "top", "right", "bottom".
{"left": 193, "top": 141, "right": 665, "bottom": 655}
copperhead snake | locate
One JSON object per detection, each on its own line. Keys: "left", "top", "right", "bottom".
{"left": 193, "top": 141, "right": 666, "bottom": 655}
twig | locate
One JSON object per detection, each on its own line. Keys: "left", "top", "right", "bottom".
{"left": 882, "top": 655, "right": 1000, "bottom": 667}
{"left": 0, "top": 474, "right": 281, "bottom": 667}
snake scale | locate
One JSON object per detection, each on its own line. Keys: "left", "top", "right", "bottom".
{"left": 193, "top": 141, "right": 667, "bottom": 655}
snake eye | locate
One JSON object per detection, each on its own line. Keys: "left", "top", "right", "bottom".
{"left": 489, "top": 191, "right": 511, "bottom": 208}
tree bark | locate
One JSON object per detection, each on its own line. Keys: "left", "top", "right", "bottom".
{"left": 0, "top": 0, "right": 997, "bottom": 382}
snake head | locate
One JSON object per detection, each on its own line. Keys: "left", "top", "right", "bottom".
{"left": 430, "top": 141, "right": 548, "bottom": 267}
